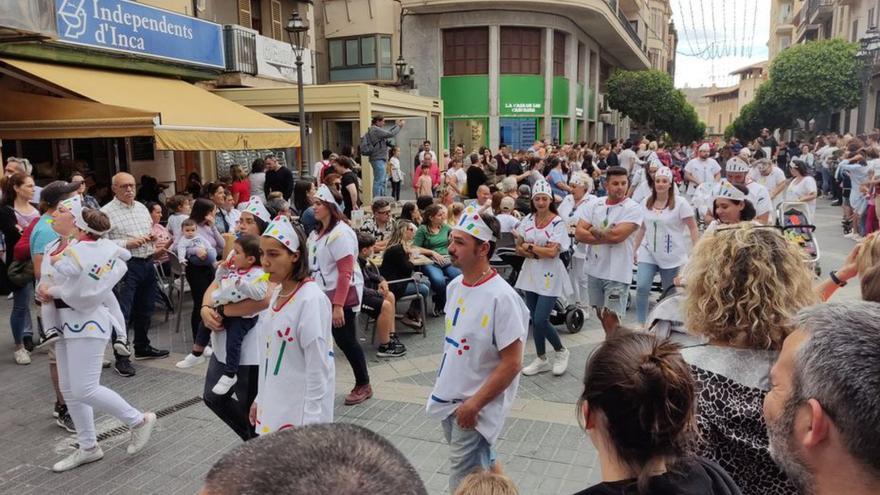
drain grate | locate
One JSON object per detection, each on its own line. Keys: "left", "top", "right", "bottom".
{"left": 73, "top": 396, "right": 204, "bottom": 446}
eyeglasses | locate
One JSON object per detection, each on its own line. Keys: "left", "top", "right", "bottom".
{"left": 117, "top": 183, "right": 136, "bottom": 189}
{"left": 376, "top": 209, "right": 391, "bottom": 215}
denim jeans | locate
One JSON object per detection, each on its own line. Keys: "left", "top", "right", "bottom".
{"left": 420, "top": 263, "right": 462, "bottom": 309}
{"left": 820, "top": 167, "right": 833, "bottom": 195}
{"left": 116, "top": 257, "right": 158, "bottom": 351}
{"left": 635, "top": 262, "right": 680, "bottom": 324}
{"left": 523, "top": 291, "right": 563, "bottom": 357}
{"left": 10, "top": 282, "right": 33, "bottom": 344}
{"left": 441, "top": 415, "right": 495, "bottom": 494}
{"left": 372, "top": 159, "right": 387, "bottom": 198}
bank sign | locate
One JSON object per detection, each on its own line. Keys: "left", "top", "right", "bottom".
{"left": 55, "top": 0, "right": 224, "bottom": 69}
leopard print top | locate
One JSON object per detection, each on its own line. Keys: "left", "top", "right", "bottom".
{"left": 691, "top": 365, "right": 799, "bottom": 495}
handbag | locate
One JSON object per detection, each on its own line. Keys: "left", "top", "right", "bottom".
{"left": 7, "top": 259, "right": 34, "bottom": 289}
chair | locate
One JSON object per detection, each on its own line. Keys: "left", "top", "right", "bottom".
{"left": 365, "top": 272, "right": 429, "bottom": 344}
{"left": 165, "top": 251, "right": 188, "bottom": 335}
{"left": 153, "top": 262, "right": 174, "bottom": 322}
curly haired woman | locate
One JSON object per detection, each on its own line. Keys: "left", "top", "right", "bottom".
{"left": 680, "top": 224, "right": 818, "bottom": 495}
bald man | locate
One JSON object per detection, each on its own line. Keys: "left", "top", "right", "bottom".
{"left": 102, "top": 173, "right": 168, "bottom": 374}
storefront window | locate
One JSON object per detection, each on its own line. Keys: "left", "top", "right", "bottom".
{"left": 448, "top": 119, "right": 486, "bottom": 153}
{"left": 499, "top": 118, "right": 537, "bottom": 152}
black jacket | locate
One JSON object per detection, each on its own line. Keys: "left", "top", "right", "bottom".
{"left": 265, "top": 166, "right": 294, "bottom": 200}
{"left": 573, "top": 457, "right": 742, "bottom": 495}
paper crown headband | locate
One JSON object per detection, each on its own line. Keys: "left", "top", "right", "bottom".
{"left": 714, "top": 179, "right": 747, "bottom": 202}
{"left": 241, "top": 195, "right": 271, "bottom": 223}
{"left": 532, "top": 179, "right": 553, "bottom": 198}
{"left": 262, "top": 215, "right": 300, "bottom": 252}
{"left": 58, "top": 195, "right": 109, "bottom": 236}
{"left": 316, "top": 184, "right": 343, "bottom": 212}
{"left": 655, "top": 166, "right": 673, "bottom": 180}
{"left": 726, "top": 157, "right": 750, "bottom": 173}
{"left": 454, "top": 205, "right": 497, "bottom": 242}
{"left": 568, "top": 172, "right": 593, "bottom": 189}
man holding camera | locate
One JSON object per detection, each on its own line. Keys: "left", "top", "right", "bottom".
{"left": 364, "top": 116, "right": 404, "bottom": 199}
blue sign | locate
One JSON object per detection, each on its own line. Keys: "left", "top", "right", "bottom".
{"left": 55, "top": 0, "right": 224, "bottom": 69}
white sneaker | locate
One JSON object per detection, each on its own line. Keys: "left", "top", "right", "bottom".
{"left": 127, "top": 412, "right": 156, "bottom": 455}
{"left": 113, "top": 340, "right": 131, "bottom": 357}
{"left": 175, "top": 353, "right": 205, "bottom": 369}
{"left": 522, "top": 356, "right": 552, "bottom": 376}
{"left": 211, "top": 374, "right": 237, "bottom": 395}
{"left": 52, "top": 446, "right": 104, "bottom": 472}
{"left": 553, "top": 348, "right": 570, "bottom": 376}
{"left": 203, "top": 345, "right": 214, "bottom": 358}
{"left": 14, "top": 348, "right": 31, "bottom": 365}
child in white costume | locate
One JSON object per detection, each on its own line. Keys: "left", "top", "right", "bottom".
{"left": 251, "top": 215, "right": 335, "bottom": 435}
{"left": 37, "top": 197, "right": 156, "bottom": 473}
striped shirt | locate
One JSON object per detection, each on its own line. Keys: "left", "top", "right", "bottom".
{"left": 101, "top": 197, "right": 154, "bottom": 258}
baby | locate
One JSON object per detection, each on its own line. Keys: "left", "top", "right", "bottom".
{"left": 176, "top": 234, "right": 268, "bottom": 395}
{"left": 37, "top": 207, "right": 130, "bottom": 356}
{"left": 176, "top": 218, "right": 217, "bottom": 267}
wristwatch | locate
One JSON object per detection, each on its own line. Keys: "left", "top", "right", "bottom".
{"left": 526, "top": 244, "right": 537, "bottom": 258}
{"left": 829, "top": 271, "right": 847, "bottom": 287}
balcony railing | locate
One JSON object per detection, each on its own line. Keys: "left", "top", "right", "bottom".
{"left": 224, "top": 24, "right": 257, "bottom": 75}
{"left": 605, "top": 0, "right": 644, "bottom": 52}
{"left": 806, "top": 0, "right": 834, "bottom": 23}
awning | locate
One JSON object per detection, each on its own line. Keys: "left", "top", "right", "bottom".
{"left": 0, "top": 58, "right": 300, "bottom": 150}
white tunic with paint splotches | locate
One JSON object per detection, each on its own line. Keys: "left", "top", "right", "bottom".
{"left": 255, "top": 281, "right": 335, "bottom": 435}
{"left": 307, "top": 222, "right": 364, "bottom": 309}
{"left": 426, "top": 273, "right": 528, "bottom": 444}
{"left": 41, "top": 238, "right": 130, "bottom": 341}
{"left": 514, "top": 214, "right": 573, "bottom": 297}
{"left": 583, "top": 197, "right": 645, "bottom": 285}
{"left": 210, "top": 265, "right": 269, "bottom": 308}
{"left": 558, "top": 194, "right": 599, "bottom": 259}
{"left": 637, "top": 197, "right": 695, "bottom": 269}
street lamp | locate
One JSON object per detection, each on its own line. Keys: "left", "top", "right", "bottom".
{"left": 394, "top": 54, "right": 415, "bottom": 89}
{"left": 285, "top": 10, "right": 309, "bottom": 177}
{"left": 857, "top": 25, "right": 880, "bottom": 133}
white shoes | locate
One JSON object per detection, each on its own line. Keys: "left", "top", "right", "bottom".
{"left": 175, "top": 353, "right": 205, "bottom": 369}
{"left": 522, "top": 356, "right": 552, "bottom": 376}
{"left": 553, "top": 348, "right": 570, "bottom": 376}
{"left": 128, "top": 412, "right": 156, "bottom": 455}
{"left": 14, "top": 348, "right": 31, "bottom": 365}
{"left": 52, "top": 446, "right": 104, "bottom": 472}
{"left": 212, "top": 374, "right": 237, "bottom": 395}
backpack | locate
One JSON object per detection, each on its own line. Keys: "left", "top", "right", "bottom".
{"left": 7, "top": 216, "right": 40, "bottom": 288}
{"left": 359, "top": 131, "right": 375, "bottom": 156}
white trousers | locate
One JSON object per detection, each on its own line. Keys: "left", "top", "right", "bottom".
{"left": 568, "top": 257, "right": 590, "bottom": 306}
{"left": 55, "top": 338, "right": 143, "bottom": 449}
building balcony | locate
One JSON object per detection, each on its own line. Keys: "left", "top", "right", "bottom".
{"left": 400, "top": 0, "right": 649, "bottom": 69}
{"left": 222, "top": 24, "right": 313, "bottom": 86}
{"left": 806, "top": 0, "right": 834, "bottom": 25}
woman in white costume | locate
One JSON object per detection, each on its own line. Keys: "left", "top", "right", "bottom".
{"left": 37, "top": 196, "right": 155, "bottom": 473}
{"left": 631, "top": 167, "right": 699, "bottom": 325}
{"left": 557, "top": 171, "right": 598, "bottom": 308}
{"left": 704, "top": 180, "right": 759, "bottom": 234}
{"left": 516, "top": 179, "right": 573, "bottom": 377}
{"left": 249, "top": 215, "right": 334, "bottom": 434}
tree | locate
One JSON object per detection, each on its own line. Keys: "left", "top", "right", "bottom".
{"left": 606, "top": 69, "right": 705, "bottom": 141}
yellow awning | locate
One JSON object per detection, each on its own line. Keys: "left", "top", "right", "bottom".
{"left": 0, "top": 58, "right": 300, "bottom": 150}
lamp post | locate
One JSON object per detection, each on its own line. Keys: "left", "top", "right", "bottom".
{"left": 857, "top": 25, "right": 880, "bottom": 133}
{"left": 285, "top": 10, "right": 309, "bottom": 177}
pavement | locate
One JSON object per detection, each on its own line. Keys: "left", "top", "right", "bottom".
{"left": 0, "top": 197, "right": 860, "bottom": 495}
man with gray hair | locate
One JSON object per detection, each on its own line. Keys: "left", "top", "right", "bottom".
{"left": 763, "top": 301, "right": 880, "bottom": 495}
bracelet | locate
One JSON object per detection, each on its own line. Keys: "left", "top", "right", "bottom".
{"left": 829, "top": 271, "right": 847, "bottom": 287}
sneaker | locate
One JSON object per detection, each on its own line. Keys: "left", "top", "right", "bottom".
{"left": 377, "top": 341, "right": 407, "bottom": 358}
{"left": 344, "top": 384, "right": 373, "bottom": 405}
{"left": 830, "top": 200, "right": 842, "bottom": 207}
{"left": 522, "top": 356, "right": 552, "bottom": 376}
{"left": 127, "top": 412, "right": 156, "bottom": 455}
{"left": 52, "top": 446, "right": 103, "bottom": 473}
{"left": 552, "top": 348, "right": 570, "bottom": 376}
{"left": 56, "top": 410, "right": 76, "bottom": 433}
{"left": 133, "top": 346, "right": 169, "bottom": 360}
{"left": 14, "top": 348, "right": 31, "bottom": 365}
{"left": 211, "top": 375, "right": 237, "bottom": 395}
{"left": 22, "top": 335, "right": 35, "bottom": 352}
{"left": 203, "top": 345, "right": 214, "bottom": 358}
{"left": 35, "top": 329, "right": 61, "bottom": 350}
{"left": 114, "top": 358, "right": 136, "bottom": 377}
{"left": 102, "top": 359, "right": 111, "bottom": 369}
{"left": 113, "top": 339, "right": 131, "bottom": 358}
{"left": 53, "top": 402, "right": 65, "bottom": 419}
{"left": 175, "top": 353, "right": 205, "bottom": 369}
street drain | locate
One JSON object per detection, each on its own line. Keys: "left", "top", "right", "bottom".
{"left": 73, "top": 396, "right": 204, "bottom": 446}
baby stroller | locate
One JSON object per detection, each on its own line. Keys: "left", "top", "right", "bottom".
{"left": 548, "top": 242, "right": 587, "bottom": 333}
{"left": 690, "top": 183, "right": 715, "bottom": 231}
{"left": 645, "top": 285, "right": 685, "bottom": 338}
{"left": 776, "top": 201, "right": 822, "bottom": 277}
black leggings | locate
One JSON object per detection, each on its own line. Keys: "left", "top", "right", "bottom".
{"left": 186, "top": 264, "right": 215, "bottom": 341}
{"left": 332, "top": 306, "right": 370, "bottom": 387}
{"left": 203, "top": 356, "right": 258, "bottom": 441}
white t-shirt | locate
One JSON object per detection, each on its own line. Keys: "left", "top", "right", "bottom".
{"left": 446, "top": 167, "right": 467, "bottom": 188}
{"left": 784, "top": 176, "right": 818, "bottom": 219}
{"left": 746, "top": 182, "right": 772, "bottom": 221}
{"left": 307, "top": 222, "right": 364, "bottom": 309}
{"left": 496, "top": 213, "right": 520, "bottom": 234}
{"left": 637, "top": 197, "right": 695, "bottom": 269}
{"left": 514, "top": 214, "right": 573, "bottom": 297}
{"left": 255, "top": 281, "right": 335, "bottom": 434}
{"left": 419, "top": 150, "right": 438, "bottom": 164}
{"left": 583, "top": 197, "right": 644, "bottom": 284}
{"left": 426, "top": 273, "right": 528, "bottom": 445}
{"left": 630, "top": 168, "right": 653, "bottom": 204}
{"left": 748, "top": 166, "right": 787, "bottom": 208}
{"left": 817, "top": 145, "right": 838, "bottom": 169}
{"left": 390, "top": 156, "right": 403, "bottom": 182}
{"left": 618, "top": 148, "right": 639, "bottom": 175}
{"left": 559, "top": 194, "right": 599, "bottom": 259}
{"left": 684, "top": 158, "right": 721, "bottom": 194}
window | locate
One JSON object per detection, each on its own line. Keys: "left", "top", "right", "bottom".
{"left": 577, "top": 43, "right": 585, "bottom": 84}
{"left": 500, "top": 27, "right": 541, "bottom": 75}
{"left": 852, "top": 20, "right": 859, "bottom": 42}
{"left": 553, "top": 31, "right": 566, "bottom": 77}
{"left": 443, "top": 27, "right": 489, "bottom": 76}
{"left": 870, "top": 8, "right": 876, "bottom": 28}
{"left": 328, "top": 34, "right": 395, "bottom": 82}
{"left": 250, "top": 0, "right": 262, "bottom": 34}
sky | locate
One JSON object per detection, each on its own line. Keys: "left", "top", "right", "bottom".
{"left": 672, "top": 0, "right": 770, "bottom": 88}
